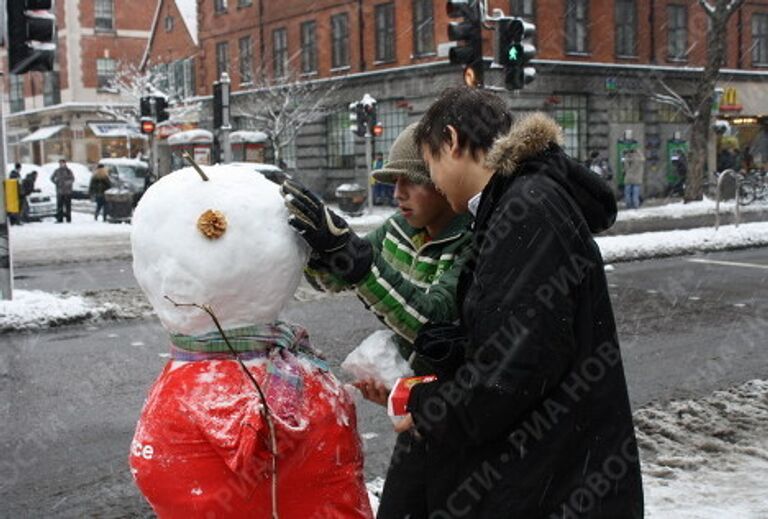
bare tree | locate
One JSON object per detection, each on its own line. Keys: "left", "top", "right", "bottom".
{"left": 100, "top": 61, "right": 199, "bottom": 126}
{"left": 649, "top": 0, "right": 746, "bottom": 202}
{"left": 233, "top": 60, "right": 340, "bottom": 165}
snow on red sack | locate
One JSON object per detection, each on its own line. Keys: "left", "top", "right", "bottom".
{"left": 130, "top": 347, "right": 373, "bottom": 518}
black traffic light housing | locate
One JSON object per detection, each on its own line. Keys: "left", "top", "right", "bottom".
{"left": 446, "top": 0, "right": 483, "bottom": 87}
{"left": 140, "top": 95, "right": 170, "bottom": 125}
{"left": 496, "top": 17, "right": 536, "bottom": 90}
{"left": 6, "top": 0, "right": 57, "bottom": 74}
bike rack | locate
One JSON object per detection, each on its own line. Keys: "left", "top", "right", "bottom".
{"left": 715, "top": 168, "right": 741, "bottom": 230}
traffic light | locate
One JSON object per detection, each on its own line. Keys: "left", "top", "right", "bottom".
{"left": 140, "top": 95, "right": 170, "bottom": 122}
{"left": 140, "top": 117, "right": 156, "bottom": 135}
{"left": 361, "top": 95, "right": 378, "bottom": 135}
{"left": 497, "top": 17, "right": 536, "bottom": 90}
{"left": 156, "top": 96, "right": 169, "bottom": 123}
{"left": 446, "top": 0, "right": 483, "bottom": 87}
{"left": 6, "top": 0, "right": 57, "bottom": 74}
{"left": 349, "top": 102, "right": 366, "bottom": 137}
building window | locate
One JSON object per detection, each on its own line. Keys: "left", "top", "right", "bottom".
{"left": 96, "top": 58, "right": 116, "bottom": 89}
{"left": 552, "top": 95, "right": 588, "bottom": 161}
{"left": 43, "top": 71, "right": 61, "bottom": 106}
{"left": 655, "top": 99, "right": 689, "bottom": 123}
{"left": 615, "top": 0, "right": 637, "bottom": 57}
{"left": 509, "top": 0, "right": 534, "bottom": 20}
{"left": 9, "top": 75, "right": 25, "bottom": 113}
{"left": 667, "top": 4, "right": 688, "bottom": 60}
{"left": 184, "top": 58, "right": 196, "bottom": 98}
{"left": 752, "top": 13, "right": 768, "bottom": 65}
{"left": 413, "top": 0, "right": 434, "bottom": 56}
{"left": 95, "top": 0, "right": 114, "bottom": 30}
{"left": 375, "top": 3, "right": 396, "bottom": 62}
{"left": 164, "top": 15, "right": 174, "bottom": 32}
{"left": 238, "top": 0, "right": 252, "bottom": 6}
{"left": 214, "top": 0, "right": 227, "bottom": 13}
{"left": 301, "top": 21, "right": 317, "bottom": 73}
{"left": 273, "top": 28, "right": 288, "bottom": 78}
{"left": 327, "top": 110, "right": 355, "bottom": 169}
{"left": 374, "top": 102, "right": 409, "bottom": 156}
{"left": 216, "top": 41, "right": 229, "bottom": 79}
{"left": 331, "top": 14, "right": 349, "bottom": 69}
{"left": 151, "top": 63, "right": 169, "bottom": 94}
{"left": 239, "top": 36, "right": 254, "bottom": 84}
{"left": 565, "top": 0, "right": 588, "bottom": 54}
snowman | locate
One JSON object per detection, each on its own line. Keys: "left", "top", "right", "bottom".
{"left": 129, "top": 164, "right": 372, "bottom": 518}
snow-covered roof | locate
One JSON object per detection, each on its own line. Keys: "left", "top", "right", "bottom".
{"left": 98, "top": 158, "right": 150, "bottom": 167}
{"left": 174, "top": 0, "right": 198, "bottom": 45}
{"left": 230, "top": 131, "right": 268, "bottom": 144}
{"left": 167, "top": 129, "right": 213, "bottom": 145}
{"left": 21, "top": 125, "right": 65, "bottom": 142}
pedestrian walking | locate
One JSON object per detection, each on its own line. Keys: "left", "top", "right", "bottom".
{"left": 281, "top": 123, "right": 473, "bottom": 519}
{"left": 89, "top": 163, "right": 112, "bottom": 221}
{"left": 622, "top": 147, "right": 645, "bottom": 209}
{"left": 51, "top": 159, "right": 75, "bottom": 223}
{"left": 20, "top": 171, "right": 40, "bottom": 222}
{"left": 396, "top": 86, "right": 643, "bottom": 518}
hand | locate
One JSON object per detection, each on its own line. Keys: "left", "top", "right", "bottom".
{"left": 394, "top": 413, "right": 416, "bottom": 434}
{"left": 352, "top": 377, "right": 390, "bottom": 407}
{"left": 281, "top": 179, "right": 350, "bottom": 253}
{"left": 281, "top": 179, "right": 373, "bottom": 284}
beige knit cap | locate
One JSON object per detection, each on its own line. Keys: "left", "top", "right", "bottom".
{"left": 372, "top": 123, "right": 431, "bottom": 185}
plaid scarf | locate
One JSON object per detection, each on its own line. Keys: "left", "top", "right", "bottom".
{"left": 169, "top": 321, "right": 328, "bottom": 370}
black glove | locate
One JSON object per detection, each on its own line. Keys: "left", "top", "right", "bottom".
{"left": 413, "top": 322, "right": 468, "bottom": 380}
{"left": 281, "top": 179, "right": 373, "bottom": 284}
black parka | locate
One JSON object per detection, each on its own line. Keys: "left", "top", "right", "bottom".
{"left": 408, "top": 113, "right": 644, "bottom": 518}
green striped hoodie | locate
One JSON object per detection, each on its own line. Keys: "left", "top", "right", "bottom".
{"left": 306, "top": 213, "right": 473, "bottom": 371}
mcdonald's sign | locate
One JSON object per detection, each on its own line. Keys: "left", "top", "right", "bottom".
{"left": 719, "top": 87, "right": 743, "bottom": 112}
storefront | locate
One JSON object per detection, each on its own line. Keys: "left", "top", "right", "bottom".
{"left": 230, "top": 131, "right": 268, "bottom": 163}
{"left": 86, "top": 122, "right": 148, "bottom": 163}
{"left": 167, "top": 129, "right": 214, "bottom": 172}
{"left": 20, "top": 125, "right": 72, "bottom": 165}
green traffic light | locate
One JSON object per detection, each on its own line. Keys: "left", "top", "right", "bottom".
{"left": 508, "top": 47, "right": 519, "bottom": 61}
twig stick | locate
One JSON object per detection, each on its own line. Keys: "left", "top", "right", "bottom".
{"left": 164, "top": 296, "right": 279, "bottom": 519}
{"left": 182, "top": 151, "right": 210, "bottom": 181}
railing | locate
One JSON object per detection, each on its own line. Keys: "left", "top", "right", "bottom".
{"left": 714, "top": 168, "right": 741, "bottom": 230}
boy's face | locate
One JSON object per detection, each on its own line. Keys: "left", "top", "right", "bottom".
{"left": 394, "top": 176, "right": 453, "bottom": 230}
{"left": 421, "top": 142, "right": 472, "bottom": 214}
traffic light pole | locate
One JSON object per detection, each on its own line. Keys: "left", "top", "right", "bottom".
{"left": 149, "top": 97, "right": 159, "bottom": 179}
{"left": 0, "top": 71, "right": 13, "bottom": 300}
{"left": 365, "top": 131, "right": 373, "bottom": 211}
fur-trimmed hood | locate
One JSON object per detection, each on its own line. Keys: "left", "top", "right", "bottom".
{"left": 484, "top": 112, "right": 617, "bottom": 234}
{"left": 485, "top": 112, "right": 564, "bottom": 175}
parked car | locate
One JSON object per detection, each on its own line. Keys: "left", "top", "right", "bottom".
{"left": 228, "top": 162, "right": 291, "bottom": 185}
{"left": 98, "top": 158, "right": 151, "bottom": 206}
{"left": 40, "top": 161, "right": 92, "bottom": 199}
{"left": 6, "top": 163, "right": 56, "bottom": 221}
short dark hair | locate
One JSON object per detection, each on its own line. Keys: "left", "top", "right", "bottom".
{"left": 14, "top": 163, "right": 21, "bottom": 169}
{"left": 415, "top": 86, "right": 512, "bottom": 159}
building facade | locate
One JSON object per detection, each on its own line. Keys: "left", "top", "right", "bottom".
{"left": 2, "top": 0, "right": 155, "bottom": 167}
{"left": 145, "top": 0, "right": 768, "bottom": 197}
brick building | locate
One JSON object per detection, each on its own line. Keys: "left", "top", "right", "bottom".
{"left": 2, "top": 0, "right": 155, "bottom": 167}
{"left": 146, "top": 0, "right": 768, "bottom": 197}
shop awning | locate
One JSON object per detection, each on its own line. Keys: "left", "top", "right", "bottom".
{"left": 88, "top": 122, "right": 144, "bottom": 138}
{"left": 21, "top": 125, "right": 65, "bottom": 143}
{"left": 167, "top": 129, "right": 213, "bottom": 145}
{"left": 230, "top": 131, "right": 268, "bottom": 144}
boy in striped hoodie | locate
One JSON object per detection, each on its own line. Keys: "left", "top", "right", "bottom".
{"left": 281, "top": 123, "right": 472, "bottom": 519}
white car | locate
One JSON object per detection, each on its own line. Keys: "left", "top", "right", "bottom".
{"left": 6, "top": 163, "right": 57, "bottom": 221}
{"left": 40, "top": 161, "right": 92, "bottom": 199}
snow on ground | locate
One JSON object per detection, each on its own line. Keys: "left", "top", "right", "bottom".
{"left": 0, "top": 288, "right": 153, "bottom": 333}
{"left": 596, "top": 221, "right": 768, "bottom": 263}
{"left": 617, "top": 198, "right": 767, "bottom": 222}
{"left": 638, "top": 379, "right": 768, "bottom": 518}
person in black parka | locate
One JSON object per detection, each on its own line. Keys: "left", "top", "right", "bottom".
{"left": 399, "top": 87, "right": 644, "bottom": 519}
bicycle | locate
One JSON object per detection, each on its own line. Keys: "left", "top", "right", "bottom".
{"left": 737, "top": 169, "right": 768, "bottom": 206}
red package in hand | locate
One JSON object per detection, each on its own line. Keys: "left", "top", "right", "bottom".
{"left": 388, "top": 375, "right": 438, "bottom": 417}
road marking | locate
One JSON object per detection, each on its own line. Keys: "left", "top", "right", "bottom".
{"left": 687, "top": 258, "right": 768, "bottom": 270}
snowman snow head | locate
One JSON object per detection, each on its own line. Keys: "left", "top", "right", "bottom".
{"left": 131, "top": 165, "right": 308, "bottom": 336}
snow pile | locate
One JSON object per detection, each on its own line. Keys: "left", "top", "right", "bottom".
{"left": 638, "top": 380, "right": 768, "bottom": 518}
{"left": 132, "top": 165, "right": 307, "bottom": 335}
{"left": 366, "top": 477, "right": 385, "bottom": 515}
{"left": 0, "top": 289, "right": 117, "bottom": 332}
{"left": 342, "top": 330, "right": 414, "bottom": 388}
{"left": 617, "top": 198, "right": 766, "bottom": 223}
{"left": 596, "top": 221, "right": 768, "bottom": 262}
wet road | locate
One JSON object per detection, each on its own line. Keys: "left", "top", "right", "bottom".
{"left": 1, "top": 247, "right": 767, "bottom": 517}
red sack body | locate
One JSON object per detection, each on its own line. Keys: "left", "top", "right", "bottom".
{"left": 130, "top": 351, "right": 372, "bottom": 518}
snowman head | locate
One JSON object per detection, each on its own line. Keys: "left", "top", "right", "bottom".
{"left": 131, "top": 165, "right": 307, "bottom": 336}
